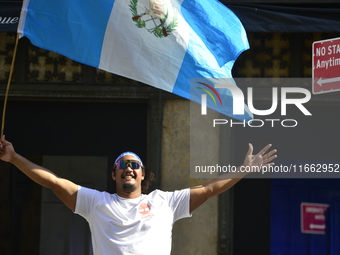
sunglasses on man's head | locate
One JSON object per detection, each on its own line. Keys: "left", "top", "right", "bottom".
{"left": 115, "top": 160, "right": 142, "bottom": 170}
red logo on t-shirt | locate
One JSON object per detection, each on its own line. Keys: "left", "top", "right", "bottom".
{"left": 139, "top": 203, "right": 154, "bottom": 219}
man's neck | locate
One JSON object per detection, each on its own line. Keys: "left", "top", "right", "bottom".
{"left": 116, "top": 189, "right": 142, "bottom": 199}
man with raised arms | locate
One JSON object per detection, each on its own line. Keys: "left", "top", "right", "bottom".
{"left": 0, "top": 135, "right": 276, "bottom": 255}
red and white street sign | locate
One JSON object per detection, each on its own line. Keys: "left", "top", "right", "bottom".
{"left": 312, "top": 37, "right": 340, "bottom": 94}
{"left": 301, "top": 203, "right": 329, "bottom": 234}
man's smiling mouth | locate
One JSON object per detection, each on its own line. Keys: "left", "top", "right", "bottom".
{"left": 123, "top": 174, "right": 135, "bottom": 180}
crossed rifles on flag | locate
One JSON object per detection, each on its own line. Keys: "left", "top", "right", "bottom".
{"left": 132, "top": 0, "right": 169, "bottom": 37}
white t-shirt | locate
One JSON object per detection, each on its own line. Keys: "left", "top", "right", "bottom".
{"left": 75, "top": 186, "right": 192, "bottom": 255}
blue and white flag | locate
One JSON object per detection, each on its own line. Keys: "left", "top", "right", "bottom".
{"left": 18, "top": 0, "right": 252, "bottom": 121}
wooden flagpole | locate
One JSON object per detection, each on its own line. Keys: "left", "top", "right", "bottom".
{"left": 1, "top": 33, "right": 19, "bottom": 138}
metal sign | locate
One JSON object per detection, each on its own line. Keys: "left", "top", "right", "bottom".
{"left": 301, "top": 202, "right": 329, "bottom": 234}
{"left": 312, "top": 37, "right": 340, "bottom": 94}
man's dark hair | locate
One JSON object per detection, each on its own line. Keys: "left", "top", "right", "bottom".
{"left": 110, "top": 166, "right": 155, "bottom": 194}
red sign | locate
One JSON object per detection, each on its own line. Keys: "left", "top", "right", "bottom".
{"left": 301, "top": 203, "right": 329, "bottom": 234}
{"left": 312, "top": 37, "right": 340, "bottom": 94}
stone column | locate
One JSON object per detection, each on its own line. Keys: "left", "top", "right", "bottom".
{"left": 161, "top": 99, "right": 218, "bottom": 255}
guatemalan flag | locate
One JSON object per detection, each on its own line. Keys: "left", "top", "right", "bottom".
{"left": 18, "top": 0, "right": 253, "bottom": 121}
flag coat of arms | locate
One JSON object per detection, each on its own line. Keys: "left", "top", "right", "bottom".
{"left": 18, "top": 0, "right": 252, "bottom": 121}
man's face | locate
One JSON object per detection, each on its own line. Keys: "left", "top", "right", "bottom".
{"left": 112, "top": 155, "right": 144, "bottom": 195}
